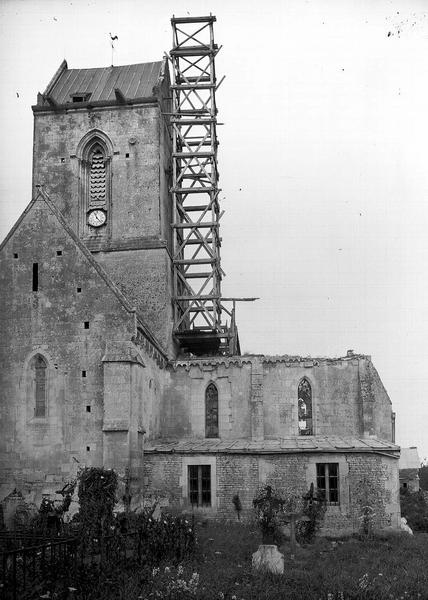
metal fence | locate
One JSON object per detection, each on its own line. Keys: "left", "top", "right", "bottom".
{"left": 0, "top": 519, "right": 195, "bottom": 599}
{"left": 0, "top": 530, "right": 149, "bottom": 600}
{"left": 1, "top": 536, "right": 79, "bottom": 600}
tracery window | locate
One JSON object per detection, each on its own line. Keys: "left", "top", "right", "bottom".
{"left": 76, "top": 130, "right": 113, "bottom": 237}
{"left": 298, "top": 378, "right": 313, "bottom": 436}
{"left": 205, "top": 383, "right": 219, "bottom": 438}
{"left": 33, "top": 354, "right": 47, "bottom": 418}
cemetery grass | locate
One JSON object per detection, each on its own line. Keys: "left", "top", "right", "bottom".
{"left": 65, "top": 522, "right": 428, "bottom": 600}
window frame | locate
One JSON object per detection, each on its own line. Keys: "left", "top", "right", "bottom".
{"left": 205, "top": 382, "right": 219, "bottom": 438}
{"left": 76, "top": 130, "right": 113, "bottom": 239}
{"left": 27, "top": 354, "right": 49, "bottom": 419}
{"left": 298, "top": 377, "right": 314, "bottom": 436}
{"left": 188, "top": 464, "right": 212, "bottom": 507}
{"left": 316, "top": 462, "right": 340, "bottom": 505}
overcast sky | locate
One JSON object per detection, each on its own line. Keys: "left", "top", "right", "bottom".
{"left": 1, "top": 0, "right": 427, "bottom": 460}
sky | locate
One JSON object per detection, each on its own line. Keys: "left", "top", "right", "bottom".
{"left": 0, "top": 0, "right": 427, "bottom": 460}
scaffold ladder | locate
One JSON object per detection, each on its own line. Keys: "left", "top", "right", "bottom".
{"left": 170, "top": 15, "right": 229, "bottom": 355}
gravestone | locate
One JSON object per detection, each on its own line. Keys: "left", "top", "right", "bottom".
{"left": 252, "top": 544, "right": 284, "bottom": 574}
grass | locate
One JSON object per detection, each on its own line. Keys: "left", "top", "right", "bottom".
{"left": 29, "top": 522, "right": 428, "bottom": 600}
{"left": 178, "top": 522, "right": 428, "bottom": 600}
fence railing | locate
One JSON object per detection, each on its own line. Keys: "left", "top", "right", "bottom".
{"left": 0, "top": 518, "right": 196, "bottom": 599}
{"left": 1, "top": 536, "right": 79, "bottom": 600}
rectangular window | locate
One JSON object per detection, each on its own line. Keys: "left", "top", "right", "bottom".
{"left": 316, "top": 463, "right": 339, "bottom": 505}
{"left": 188, "top": 465, "right": 211, "bottom": 507}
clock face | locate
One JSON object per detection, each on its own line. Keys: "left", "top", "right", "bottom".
{"left": 87, "top": 209, "right": 107, "bottom": 227}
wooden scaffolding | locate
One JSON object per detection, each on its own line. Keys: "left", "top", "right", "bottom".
{"left": 170, "top": 15, "right": 237, "bottom": 356}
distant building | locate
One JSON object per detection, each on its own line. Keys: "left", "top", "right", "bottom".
{"left": 399, "top": 447, "right": 420, "bottom": 492}
{"left": 0, "top": 17, "right": 401, "bottom": 535}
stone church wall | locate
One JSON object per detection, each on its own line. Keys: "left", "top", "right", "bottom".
{"left": 96, "top": 248, "right": 173, "bottom": 354}
{"left": 32, "top": 101, "right": 175, "bottom": 357}
{"left": 161, "top": 361, "right": 253, "bottom": 439}
{"left": 143, "top": 451, "right": 400, "bottom": 533}
{"left": 0, "top": 196, "right": 161, "bottom": 504}
{"left": 32, "top": 105, "right": 163, "bottom": 240}
{"left": 161, "top": 355, "right": 394, "bottom": 441}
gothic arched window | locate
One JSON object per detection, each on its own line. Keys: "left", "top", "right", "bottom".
{"left": 298, "top": 378, "right": 313, "bottom": 436}
{"left": 205, "top": 383, "right": 219, "bottom": 438}
{"left": 76, "top": 130, "right": 113, "bottom": 238}
{"left": 33, "top": 354, "right": 47, "bottom": 418}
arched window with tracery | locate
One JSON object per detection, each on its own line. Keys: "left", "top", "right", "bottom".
{"left": 33, "top": 354, "right": 47, "bottom": 418}
{"left": 205, "top": 383, "right": 219, "bottom": 438}
{"left": 298, "top": 378, "right": 313, "bottom": 436}
{"left": 76, "top": 130, "right": 113, "bottom": 238}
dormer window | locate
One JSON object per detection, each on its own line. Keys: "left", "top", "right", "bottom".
{"left": 71, "top": 93, "right": 91, "bottom": 103}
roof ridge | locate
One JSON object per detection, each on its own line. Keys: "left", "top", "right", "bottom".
{"left": 60, "top": 60, "right": 163, "bottom": 71}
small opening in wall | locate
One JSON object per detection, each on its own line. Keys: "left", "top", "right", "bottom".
{"left": 125, "top": 153, "right": 130, "bottom": 158}
{"left": 86, "top": 446, "right": 90, "bottom": 452}
{"left": 86, "top": 405, "right": 91, "bottom": 413}
{"left": 84, "top": 321, "right": 90, "bottom": 329}
{"left": 60, "top": 158, "right": 65, "bottom": 163}
{"left": 77, "top": 287, "right": 82, "bottom": 293}
{"left": 82, "top": 370, "right": 87, "bottom": 378}
{"left": 32, "top": 263, "right": 38, "bottom": 292}
{"left": 56, "top": 250, "right": 62, "bottom": 256}
{"left": 13, "top": 253, "right": 18, "bottom": 259}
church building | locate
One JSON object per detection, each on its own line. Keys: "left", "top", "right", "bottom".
{"left": 0, "top": 17, "right": 400, "bottom": 534}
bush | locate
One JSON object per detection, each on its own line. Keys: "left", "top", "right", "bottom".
{"left": 253, "top": 485, "right": 287, "bottom": 544}
{"left": 122, "top": 509, "right": 196, "bottom": 562}
{"left": 296, "top": 484, "right": 326, "bottom": 543}
{"left": 77, "top": 467, "right": 118, "bottom": 543}
{"left": 419, "top": 463, "right": 428, "bottom": 490}
{"left": 400, "top": 488, "right": 428, "bottom": 532}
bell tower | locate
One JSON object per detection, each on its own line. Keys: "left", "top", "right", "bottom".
{"left": 32, "top": 59, "right": 176, "bottom": 355}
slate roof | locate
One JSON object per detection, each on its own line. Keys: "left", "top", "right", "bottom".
{"left": 39, "top": 60, "right": 165, "bottom": 106}
{"left": 144, "top": 436, "right": 400, "bottom": 455}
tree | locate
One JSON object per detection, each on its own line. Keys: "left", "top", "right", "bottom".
{"left": 419, "top": 459, "right": 428, "bottom": 491}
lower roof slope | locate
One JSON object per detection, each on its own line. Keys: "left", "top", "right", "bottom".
{"left": 145, "top": 436, "right": 400, "bottom": 455}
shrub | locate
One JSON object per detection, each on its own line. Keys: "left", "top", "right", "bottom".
{"left": 232, "top": 494, "right": 242, "bottom": 521}
{"left": 419, "top": 462, "right": 428, "bottom": 490}
{"left": 123, "top": 509, "right": 196, "bottom": 561}
{"left": 77, "top": 467, "right": 118, "bottom": 543}
{"left": 253, "top": 484, "right": 287, "bottom": 544}
{"left": 400, "top": 488, "right": 428, "bottom": 532}
{"left": 296, "top": 483, "right": 326, "bottom": 543}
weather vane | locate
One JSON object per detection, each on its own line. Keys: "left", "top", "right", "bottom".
{"left": 109, "top": 33, "right": 118, "bottom": 66}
